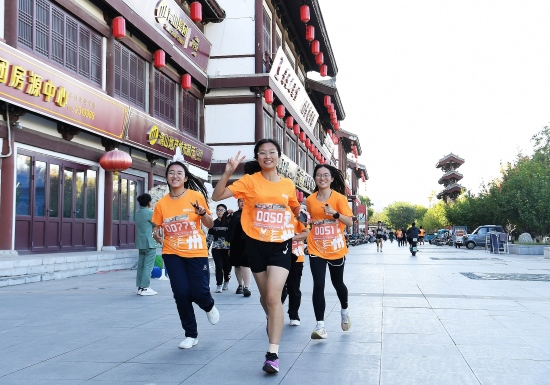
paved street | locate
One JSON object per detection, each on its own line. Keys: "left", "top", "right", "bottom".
{"left": 2, "top": 241, "right": 550, "bottom": 385}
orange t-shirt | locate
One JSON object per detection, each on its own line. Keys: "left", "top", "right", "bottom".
{"left": 291, "top": 219, "right": 307, "bottom": 263}
{"left": 228, "top": 172, "right": 300, "bottom": 243}
{"left": 419, "top": 229, "right": 425, "bottom": 236}
{"left": 396, "top": 229, "right": 403, "bottom": 238}
{"left": 152, "top": 189, "right": 211, "bottom": 258}
{"left": 306, "top": 190, "right": 353, "bottom": 260}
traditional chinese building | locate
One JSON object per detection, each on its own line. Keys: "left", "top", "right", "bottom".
{"left": 203, "top": 0, "right": 365, "bottom": 205}
{"left": 0, "top": 0, "right": 224, "bottom": 255}
{"left": 436, "top": 153, "right": 465, "bottom": 202}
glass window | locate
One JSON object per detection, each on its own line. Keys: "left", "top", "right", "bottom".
{"left": 299, "top": 148, "right": 306, "bottom": 169}
{"left": 154, "top": 70, "right": 176, "bottom": 125}
{"left": 63, "top": 168, "right": 73, "bottom": 218}
{"left": 16, "top": 155, "right": 32, "bottom": 216}
{"left": 49, "top": 164, "right": 60, "bottom": 217}
{"left": 112, "top": 174, "right": 119, "bottom": 221}
{"left": 34, "top": 161, "right": 46, "bottom": 217}
{"left": 276, "top": 122, "right": 284, "bottom": 148}
{"left": 262, "top": 8, "right": 271, "bottom": 70}
{"left": 115, "top": 42, "right": 146, "bottom": 110}
{"left": 286, "top": 135, "right": 296, "bottom": 162}
{"left": 181, "top": 93, "right": 199, "bottom": 137}
{"left": 86, "top": 170, "right": 96, "bottom": 219}
{"left": 263, "top": 109, "right": 273, "bottom": 139}
{"left": 75, "top": 170, "right": 85, "bottom": 218}
{"left": 18, "top": 0, "right": 102, "bottom": 85}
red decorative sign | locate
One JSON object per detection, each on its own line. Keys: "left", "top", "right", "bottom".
{"left": 0, "top": 42, "right": 128, "bottom": 139}
{"left": 125, "top": 108, "right": 212, "bottom": 170}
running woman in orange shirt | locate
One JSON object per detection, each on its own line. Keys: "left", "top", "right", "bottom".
{"left": 212, "top": 139, "right": 304, "bottom": 374}
{"left": 306, "top": 164, "right": 354, "bottom": 340}
{"left": 152, "top": 158, "right": 219, "bottom": 350}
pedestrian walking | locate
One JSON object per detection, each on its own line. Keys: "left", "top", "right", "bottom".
{"left": 207, "top": 204, "right": 232, "bottom": 293}
{"left": 152, "top": 157, "right": 219, "bottom": 350}
{"left": 135, "top": 193, "right": 158, "bottom": 296}
{"left": 212, "top": 139, "right": 303, "bottom": 374}
{"left": 281, "top": 211, "right": 309, "bottom": 326}
{"left": 306, "top": 164, "right": 354, "bottom": 340}
{"left": 375, "top": 220, "right": 384, "bottom": 252}
{"left": 227, "top": 198, "right": 252, "bottom": 297}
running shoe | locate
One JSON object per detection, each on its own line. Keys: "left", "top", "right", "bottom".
{"left": 206, "top": 305, "right": 220, "bottom": 325}
{"left": 289, "top": 319, "right": 300, "bottom": 326}
{"left": 138, "top": 287, "right": 157, "bottom": 296}
{"left": 243, "top": 287, "right": 251, "bottom": 297}
{"left": 235, "top": 285, "right": 243, "bottom": 294}
{"left": 341, "top": 312, "right": 351, "bottom": 331}
{"left": 222, "top": 281, "right": 229, "bottom": 290}
{"left": 311, "top": 326, "right": 328, "bottom": 339}
{"left": 178, "top": 337, "right": 198, "bottom": 349}
{"left": 262, "top": 352, "right": 279, "bottom": 373}
{"left": 215, "top": 285, "right": 222, "bottom": 293}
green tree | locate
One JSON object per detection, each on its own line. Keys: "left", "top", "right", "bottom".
{"left": 359, "top": 195, "right": 374, "bottom": 220}
{"left": 383, "top": 202, "right": 417, "bottom": 230}
{"left": 420, "top": 201, "right": 447, "bottom": 232}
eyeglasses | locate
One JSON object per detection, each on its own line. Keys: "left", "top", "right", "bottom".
{"left": 257, "top": 151, "right": 278, "bottom": 157}
{"left": 168, "top": 171, "right": 185, "bottom": 176}
{"left": 216, "top": 208, "right": 226, "bottom": 212}
{"left": 315, "top": 173, "right": 331, "bottom": 179}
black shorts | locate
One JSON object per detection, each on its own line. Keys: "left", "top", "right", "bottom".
{"left": 230, "top": 239, "right": 249, "bottom": 267}
{"left": 245, "top": 235, "right": 292, "bottom": 273}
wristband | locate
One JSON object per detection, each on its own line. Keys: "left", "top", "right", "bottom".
{"left": 199, "top": 212, "right": 206, "bottom": 216}
{"left": 332, "top": 212, "right": 340, "bottom": 219}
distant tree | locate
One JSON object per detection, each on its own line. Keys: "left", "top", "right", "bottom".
{"left": 359, "top": 195, "right": 374, "bottom": 220}
{"left": 383, "top": 202, "right": 417, "bottom": 230}
{"left": 420, "top": 201, "right": 447, "bottom": 232}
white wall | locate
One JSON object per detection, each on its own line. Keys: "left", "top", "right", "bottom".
{"left": 205, "top": 104, "right": 255, "bottom": 143}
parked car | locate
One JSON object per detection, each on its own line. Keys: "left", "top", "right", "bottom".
{"left": 463, "top": 225, "right": 505, "bottom": 249}
{"left": 452, "top": 226, "right": 468, "bottom": 248}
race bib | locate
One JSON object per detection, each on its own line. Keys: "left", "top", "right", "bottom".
{"left": 292, "top": 240, "right": 305, "bottom": 256}
{"left": 162, "top": 216, "right": 195, "bottom": 237}
{"left": 253, "top": 204, "right": 287, "bottom": 230}
{"left": 312, "top": 220, "right": 339, "bottom": 240}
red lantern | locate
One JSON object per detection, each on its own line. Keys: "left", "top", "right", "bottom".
{"left": 99, "top": 148, "right": 132, "bottom": 174}
{"left": 112, "top": 16, "right": 126, "bottom": 41}
{"left": 305, "top": 138, "right": 310, "bottom": 148}
{"left": 264, "top": 89, "right": 273, "bottom": 104}
{"left": 306, "top": 25, "right": 315, "bottom": 42}
{"left": 154, "top": 50, "right": 165, "bottom": 69}
{"left": 315, "top": 52, "right": 324, "bottom": 65}
{"left": 190, "top": 1, "right": 202, "bottom": 23}
{"left": 311, "top": 40, "right": 320, "bottom": 55}
{"left": 320, "top": 64, "right": 327, "bottom": 77}
{"left": 299, "top": 131, "right": 306, "bottom": 142}
{"left": 321, "top": 156, "right": 325, "bottom": 164}
{"left": 332, "top": 136, "right": 338, "bottom": 145}
{"left": 293, "top": 124, "right": 300, "bottom": 135}
{"left": 324, "top": 95, "right": 331, "bottom": 107}
{"left": 333, "top": 121, "right": 340, "bottom": 130}
{"left": 181, "top": 74, "right": 192, "bottom": 91}
{"left": 327, "top": 103, "right": 334, "bottom": 114}
{"left": 276, "top": 104, "right": 285, "bottom": 118}
{"left": 331, "top": 118, "right": 338, "bottom": 125}
{"left": 300, "top": 5, "right": 310, "bottom": 23}
{"left": 330, "top": 112, "right": 337, "bottom": 121}
{"left": 286, "top": 116, "right": 294, "bottom": 128}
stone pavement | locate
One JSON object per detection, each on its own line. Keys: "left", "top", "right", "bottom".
{"left": 1, "top": 241, "right": 550, "bottom": 385}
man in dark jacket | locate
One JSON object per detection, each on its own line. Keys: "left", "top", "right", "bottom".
{"left": 406, "top": 222, "right": 420, "bottom": 246}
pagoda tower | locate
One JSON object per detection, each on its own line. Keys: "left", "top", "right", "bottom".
{"left": 435, "top": 153, "right": 465, "bottom": 202}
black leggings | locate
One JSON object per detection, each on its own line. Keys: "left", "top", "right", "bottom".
{"left": 309, "top": 255, "right": 348, "bottom": 322}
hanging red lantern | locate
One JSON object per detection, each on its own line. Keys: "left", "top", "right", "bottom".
{"left": 300, "top": 5, "right": 310, "bottom": 23}
{"left": 305, "top": 138, "right": 310, "bottom": 148}
{"left": 311, "top": 40, "right": 320, "bottom": 55}
{"left": 99, "top": 148, "right": 132, "bottom": 174}
{"left": 112, "top": 16, "right": 126, "bottom": 41}
{"left": 293, "top": 123, "right": 300, "bottom": 135}
{"left": 296, "top": 188, "right": 300, "bottom": 199}
{"left": 299, "top": 131, "right": 306, "bottom": 142}
{"left": 306, "top": 25, "right": 315, "bottom": 42}
{"left": 276, "top": 104, "right": 285, "bottom": 118}
{"left": 320, "top": 64, "right": 327, "bottom": 77}
{"left": 324, "top": 95, "right": 331, "bottom": 107}
{"left": 190, "top": 1, "right": 202, "bottom": 23}
{"left": 264, "top": 89, "right": 273, "bottom": 104}
{"left": 331, "top": 118, "right": 338, "bottom": 125}
{"left": 181, "top": 74, "right": 192, "bottom": 91}
{"left": 327, "top": 103, "right": 334, "bottom": 114}
{"left": 315, "top": 52, "right": 324, "bottom": 65}
{"left": 154, "top": 50, "right": 165, "bottom": 69}
{"left": 333, "top": 121, "right": 340, "bottom": 130}
{"left": 286, "top": 116, "right": 294, "bottom": 128}
{"left": 309, "top": 142, "right": 315, "bottom": 152}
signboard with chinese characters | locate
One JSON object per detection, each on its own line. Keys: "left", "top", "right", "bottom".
{"left": 125, "top": 107, "right": 213, "bottom": 170}
{"left": 123, "top": 0, "right": 211, "bottom": 72}
{"left": 0, "top": 42, "right": 128, "bottom": 139}
{"left": 277, "top": 154, "right": 315, "bottom": 194}
{"left": 269, "top": 48, "right": 319, "bottom": 133}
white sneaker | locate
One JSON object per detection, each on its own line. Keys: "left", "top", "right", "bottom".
{"left": 289, "top": 319, "right": 300, "bottom": 326}
{"left": 206, "top": 305, "right": 220, "bottom": 325}
{"left": 215, "top": 285, "right": 222, "bottom": 293}
{"left": 178, "top": 337, "right": 198, "bottom": 349}
{"left": 311, "top": 326, "right": 328, "bottom": 339}
{"left": 137, "top": 288, "right": 142, "bottom": 295}
{"left": 341, "top": 313, "right": 351, "bottom": 331}
{"left": 222, "top": 282, "right": 229, "bottom": 290}
{"left": 139, "top": 287, "right": 157, "bottom": 296}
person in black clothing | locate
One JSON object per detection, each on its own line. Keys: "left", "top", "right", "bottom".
{"left": 226, "top": 198, "right": 252, "bottom": 297}
{"left": 406, "top": 222, "right": 421, "bottom": 246}
{"left": 375, "top": 221, "right": 385, "bottom": 252}
{"left": 208, "top": 204, "right": 232, "bottom": 293}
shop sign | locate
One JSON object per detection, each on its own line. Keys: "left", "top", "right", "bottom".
{"left": 0, "top": 42, "right": 128, "bottom": 139}
{"left": 269, "top": 48, "right": 319, "bottom": 132}
{"left": 277, "top": 154, "right": 315, "bottom": 194}
{"left": 125, "top": 108, "right": 212, "bottom": 170}
{"left": 123, "top": 0, "right": 211, "bottom": 72}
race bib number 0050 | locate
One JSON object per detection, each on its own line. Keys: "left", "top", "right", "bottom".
{"left": 253, "top": 204, "right": 287, "bottom": 230}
